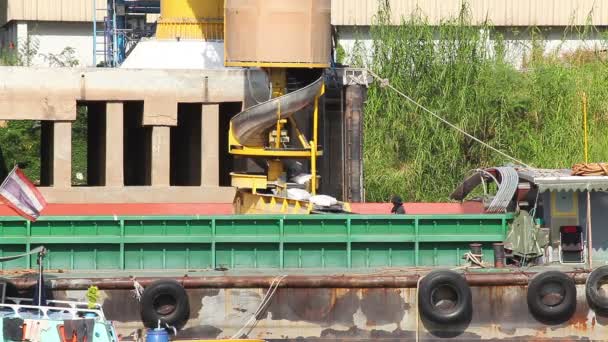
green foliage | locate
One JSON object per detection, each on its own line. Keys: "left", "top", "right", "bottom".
{"left": 0, "top": 37, "right": 38, "bottom": 67}
{"left": 0, "top": 36, "right": 40, "bottom": 66}
{"left": 43, "top": 47, "right": 80, "bottom": 67}
{"left": 335, "top": 44, "right": 346, "bottom": 65}
{"left": 0, "top": 121, "right": 41, "bottom": 181}
{"left": 72, "top": 107, "right": 88, "bottom": 185}
{"left": 18, "top": 36, "right": 39, "bottom": 66}
{"left": 1, "top": 36, "right": 79, "bottom": 67}
{"left": 0, "top": 47, "right": 20, "bottom": 66}
{"left": 361, "top": 4, "right": 608, "bottom": 202}
{"left": 86, "top": 285, "right": 100, "bottom": 309}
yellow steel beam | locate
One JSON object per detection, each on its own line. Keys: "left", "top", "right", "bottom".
{"left": 230, "top": 173, "right": 267, "bottom": 193}
{"left": 310, "top": 83, "right": 324, "bottom": 195}
{"left": 233, "top": 191, "right": 312, "bottom": 214}
{"left": 288, "top": 117, "right": 311, "bottom": 149}
{"left": 230, "top": 148, "right": 323, "bottom": 158}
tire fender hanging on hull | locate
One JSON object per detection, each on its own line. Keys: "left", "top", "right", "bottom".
{"left": 418, "top": 270, "right": 473, "bottom": 325}
{"left": 140, "top": 280, "right": 190, "bottom": 330}
{"left": 527, "top": 271, "right": 577, "bottom": 324}
{"left": 586, "top": 265, "right": 608, "bottom": 316}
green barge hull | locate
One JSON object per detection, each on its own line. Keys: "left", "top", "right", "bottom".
{"left": 0, "top": 214, "right": 512, "bottom": 271}
{"left": 1, "top": 213, "right": 605, "bottom": 340}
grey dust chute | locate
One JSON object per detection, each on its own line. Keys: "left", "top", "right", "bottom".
{"left": 228, "top": 74, "right": 349, "bottom": 214}
{"left": 231, "top": 77, "right": 324, "bottom": 147}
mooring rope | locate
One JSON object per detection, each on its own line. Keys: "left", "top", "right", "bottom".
{"left": 572, "top": 162, "right": 608, "bottom": 176}
{"left": 231, "top": 275, "right": 287, "bottom": 339}
{"left": 0, "top": 246, "right": 45, "bottom": 263}
{"left": 366, "top": 70, "right": 532, "bottom": 168}
{"left": 132, "top": 279, "right": 144, "bottom": 302}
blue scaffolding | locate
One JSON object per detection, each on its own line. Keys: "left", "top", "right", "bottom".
{"left": 93, "top": 0, "right": 160, "bottom": 67}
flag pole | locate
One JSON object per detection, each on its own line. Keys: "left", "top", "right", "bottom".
{"left": 36, "top": 248, "right": 46, "bottom": 307}
{"left": 0, "top": 165, "right": 17, "bottom": 191}
{"left": 582, "top": 92, "right": 593, "bottom": 267}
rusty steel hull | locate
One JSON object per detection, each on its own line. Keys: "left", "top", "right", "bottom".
{"left": 8, "top": 271, "right": 591, "bottom": 290}
{"left": 6, "top": 270, "right": 604, "bottom": 341}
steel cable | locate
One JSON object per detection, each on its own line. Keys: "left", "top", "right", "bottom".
{"left": 366, "top": 70, "right": 532, "bottom": 168}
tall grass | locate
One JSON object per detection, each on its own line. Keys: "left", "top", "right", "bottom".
{"left": 360, "top": 5, "right": 608, "bottom": 202}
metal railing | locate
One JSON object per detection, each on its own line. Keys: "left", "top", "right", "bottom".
{"left": 0, "top": 297, "right": 106, "bottom": 321}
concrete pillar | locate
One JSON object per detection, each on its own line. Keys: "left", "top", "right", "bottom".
{"left": 15, "top": 22, "right": 28, "bottom": 44}
{"left": 53, "top": 121, "right": 72, "bottom": 188}
{"left": 151, "top": 126, "right": 171, "bottom": 186}
{"left": 105, "top": 102, "right": 124, "bottom": 186}
{"left": 15, "top": 22, "right": 33, "bottom": 65}
{"left": 201, "top": 104, "right": 219, "bottom": 186}
{"left": 344, "top": 85, "right": 364, "bottom": 202}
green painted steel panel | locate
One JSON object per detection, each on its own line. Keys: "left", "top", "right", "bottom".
{"left": 30, "top": 244, "right": 120, "bottom": 270}
{"left": 351, "top": 243, "right": 416, "bottom": 267}
{"left": 284, "top": 243, "right": 348, "bottom": 268}
{"left": 31, "top": 220, "right": 122, "bottom": 236}
{"left": 216, "top": 243, "right": 279, "bottom": 269}
{"left": 124, "top": 244, "right": 212, "bottom": 269}
{"left": 0, "top": 246, "right": 27, "bottom": 269}
{"left": 284, "top": 218, "right": 348, "bottom": 238}
{"left": 418, "top": 243, "right": 497, "bottom": 266}
{"left": 0, "top": 214, "right": 513, "bottom": 270}
{"left": 0, "top": 221, "right": 27, "bottom": 237}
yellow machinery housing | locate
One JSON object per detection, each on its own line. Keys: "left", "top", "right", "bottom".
{"left": 156, "top": 0, "right": 224, "bottom": 40}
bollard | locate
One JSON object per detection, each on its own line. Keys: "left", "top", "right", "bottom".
{"left": 493, "top": 243, "right": 506, "bottom": 268}
{"left": 469, "top": 243, "right": 483, "bottom": 262}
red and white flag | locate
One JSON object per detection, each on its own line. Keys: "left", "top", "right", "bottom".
{"left": 0, "top": 166, "right": 47, "bottom": 221}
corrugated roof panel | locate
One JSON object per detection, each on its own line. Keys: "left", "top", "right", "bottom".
{"left": 2, "top": 0, "right": 106, "bottom": 23}
{"left": 516, "top": 168, "right": 608, "bottom": 193}
{"left": 331, "top": 0, "right": 608, "bottom": 26}
{"left": 537, "top": 180, "right": 608, "bottom": 193}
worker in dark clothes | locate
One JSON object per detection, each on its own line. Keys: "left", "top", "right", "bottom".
{"left": 391, "top": 195, "right": 406, "bottom": 214}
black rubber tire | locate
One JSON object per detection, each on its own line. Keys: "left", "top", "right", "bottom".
{"left": 586, "top": 265, "right": 608, "bottom": 315}
{"left": 140, "top": 280, "right": 190, "bottom": 329}
{"left": 418, "top": 270, "right": 472, "bottom": 324}
{"left": 527, "top": 271, "right": 577, "bottom": 324}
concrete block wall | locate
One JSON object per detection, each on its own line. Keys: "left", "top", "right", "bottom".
{"left": 37, "top": 101, "right": 234, "bottom": 204}
{"left": 0, "top": 67, "right": 273, "bottom": 203}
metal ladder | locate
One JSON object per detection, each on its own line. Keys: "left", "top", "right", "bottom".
{"left": 92, "top": 0, "right": 117, "bottom": 67}
{"left": 93, "top": 1, "right": 106, "bottom": 66}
